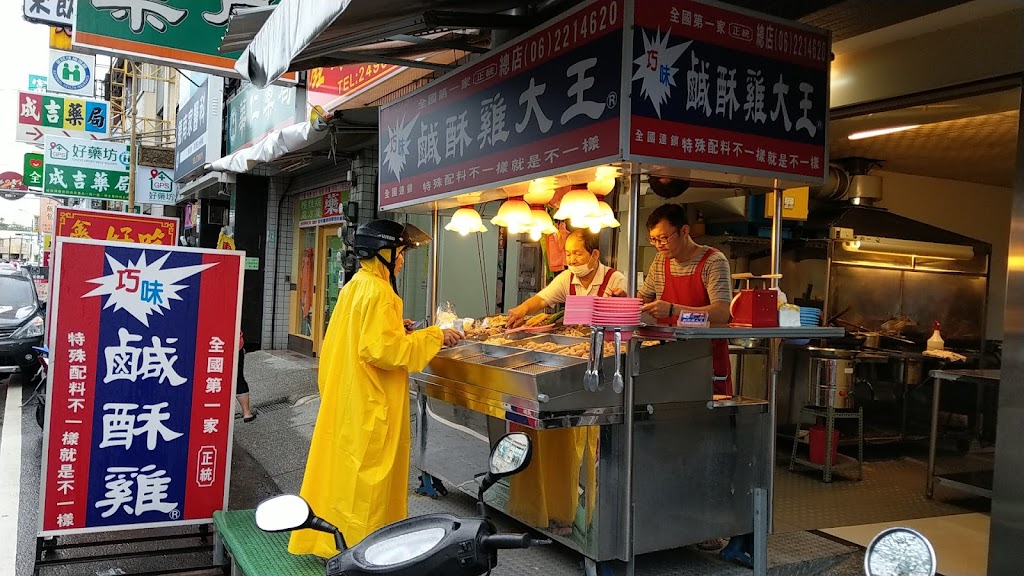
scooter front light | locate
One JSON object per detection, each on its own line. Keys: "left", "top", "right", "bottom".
{"left": 362, "top": 527, "right": 446, "bottom": 566}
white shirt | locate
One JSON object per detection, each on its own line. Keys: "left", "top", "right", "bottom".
{"left": 536, "top": 264, "right": 627, "bottom": 306}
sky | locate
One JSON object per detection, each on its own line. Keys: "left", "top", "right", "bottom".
{"left": 0, "top": 2, "right": 51, "bottom": 227}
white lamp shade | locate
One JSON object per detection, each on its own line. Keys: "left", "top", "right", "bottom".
{"left": 587, "top": 177, "right": 616, "bottom": 196}
{"left": 552, "top": 189, "right": 599, "bottom": 221}
{"left": 527, "top": 208, "right": 557, "bottom": 240}
{"left": 594, "top": 165, "right": 621, "bottom": 180}
{"left": 524, "top": 178, "right": 556, "bottom": 205}
{"left": 444, "top": 207, "right": 488, "bottom": 236}
{"left": 490, "top": 199, "right": 533, "bottom": 231}
{"left": 571, "top": 201, "right": 619, "bottom": 232}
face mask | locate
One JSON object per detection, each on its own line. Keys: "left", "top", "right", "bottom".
{"left": 568, "top": 262, "right": 594, "bottom": 277}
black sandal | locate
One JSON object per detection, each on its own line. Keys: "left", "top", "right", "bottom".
{"left": 243, "top": 413, "right": 257, "bottom": 422}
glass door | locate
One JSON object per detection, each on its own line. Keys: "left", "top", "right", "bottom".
{"left": 313, "top": 226, "right": 344, "bottom": 355}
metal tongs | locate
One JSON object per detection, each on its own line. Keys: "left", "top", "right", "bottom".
{"left": 585, "top": 326, "right": 604, "bottom": 392}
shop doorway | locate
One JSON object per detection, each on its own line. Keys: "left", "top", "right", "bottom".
{"left": 312, "top": 225, "right": 344, "bottom": 355}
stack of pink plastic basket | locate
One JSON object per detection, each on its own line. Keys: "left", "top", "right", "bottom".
{"left": 564, "top": 295, "right": 597, "bottom": 325}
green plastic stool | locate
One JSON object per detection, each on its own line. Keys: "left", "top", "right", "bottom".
{"left": 213, "top": 509, "right": 323, "bottom": 576}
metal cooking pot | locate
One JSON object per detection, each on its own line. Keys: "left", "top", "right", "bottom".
{"left": 807, "top": 348, "right": 857, "bottom": 408}
{"left": 891, "top": 356, "right": 924, "bottom": 387}
{"left": 729, "top": 338, "right": 763, "bottom": 349}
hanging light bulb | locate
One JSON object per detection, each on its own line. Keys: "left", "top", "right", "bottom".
{"left": 523, "top": 178, "right": 557, "bottom": 205}
{"left": 571, "top": 201, "right": 620, "bottom": 232}
{"left": 444, "top": 206, "right": 488, "bottom": 236}
{"left": 527, "top": 206, "right": 557, "bottom": 241}
{"left": 490, "top": 198, "right": 533, "bottom": 232}
{"left": 552, "top": 187, "right": 599, "bottom": 221}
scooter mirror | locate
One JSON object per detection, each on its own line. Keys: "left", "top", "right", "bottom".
{"left": 488, "top": 432, "right": 533, "bottom": 478}
{"left": 864, "top": 527, "right": 936, "bottom": 576}
{"left": 255, "top": 494, "right": 313, "bottom": 532}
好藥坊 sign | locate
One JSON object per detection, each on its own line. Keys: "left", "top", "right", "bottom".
{"left": 175, "top": 79, "right": 223, "bottom": 183}
{"left": 628, "top": 0, "right": 829, "bottom": 181}
{"left": 43, "top": 135, "right": 130, "bottom": 201}
{"left": 378, "top": 0, "right": 623, "bottom": 210}
{"left": 40, "top": 238, "right": 243, "bottom": 535}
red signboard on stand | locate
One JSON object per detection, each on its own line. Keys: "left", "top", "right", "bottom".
{"left": 626, "top": 0, "right": 829, "bottom": 182}
{"left": 54, "top": 207, "right": 178, "bottom": 246}
{"left": 40, "top": 239, "right": 243, "bottom": 535}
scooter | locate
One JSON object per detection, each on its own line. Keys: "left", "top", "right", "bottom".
{"left": 255, "top": 431, "right": 550, "bottom": 576}
{"left": 21, "top": 346, "right": 48, "bottom": 428}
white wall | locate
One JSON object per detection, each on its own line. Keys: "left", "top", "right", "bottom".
{"left": 871, "top": 170, "right": 1012, "bottom": 339}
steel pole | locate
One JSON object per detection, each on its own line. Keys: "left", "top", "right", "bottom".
{"left": 767, "top": 181, "right": 783, "bottom": 533}
{"left": 621, "top": 170, "right": 641, "bottom": 574}
{"left": 429, "top": 203, "right": 440, "bottom": 323}
{"left": 127, "top": 61, "right": 139, "bottom": 212}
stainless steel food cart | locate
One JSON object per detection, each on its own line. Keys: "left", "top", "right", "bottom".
{"left": 413, "top": 325, "right": 841, "bottom": 574}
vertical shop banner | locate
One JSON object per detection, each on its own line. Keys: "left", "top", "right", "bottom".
{"left": 23, "top": 0, "right": 75, "bottom": 27}
{"left": 627, "top": 0, "right": 829, "bottom": 183}
{"left": 298, "top": 183, "right": 350, "bottom": 228}
{"left": 49, "top": 49, "right": 97, "bottom": 97}
{"left": 225, "top": 83, "right": 296, "bottom": 154}
{"left": 175, "top": 79, "right": 223, "bottom": 183}
{"left": 55, "top": 207, "right": 178, "bottom": 246}
{"left": 40, "top": 239, "right": 243, "bottom": 535}
{"left": 40, "top": 197, "right": 61, "bottom": 235}
{"left": 72, "top": 0, "right": 295, "bottom": 83}
{"left": 25, "top": 152, "right": 46, "bottom": 188}
{"left": 16, "top": 90, "right": 111, "bottom": 144}
{"left": 378, "top": 0, "right": 623, "bottom": 210}
{"left": 44, "top": 136, "right": 130, "bottom": 201}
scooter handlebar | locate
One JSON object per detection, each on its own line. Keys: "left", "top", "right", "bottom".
{"left": 481, "top": 534, "right": 552, "bottom": 550}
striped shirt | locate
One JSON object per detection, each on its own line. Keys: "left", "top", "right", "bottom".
{"left": 639, "top": 246, "right": 733, "bottom": 304}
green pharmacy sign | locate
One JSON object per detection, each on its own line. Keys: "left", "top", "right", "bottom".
{"left": 73, "top": 0, "right": 293, "bottom": 81}
{"left": 43, "top": 135, "right": 130, "bottom": 201}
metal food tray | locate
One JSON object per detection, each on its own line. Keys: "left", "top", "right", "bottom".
{"left": 482, "top": 350, "right": 586, "bottom": 374}
{"left": 439, "top": 342, "right": 522, "bottom": 362}
{"left": 512, "top": 334, "right": 590, "bottom": 347}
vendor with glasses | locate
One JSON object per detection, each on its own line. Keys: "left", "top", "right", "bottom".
{"left": 640, "top": 203, "right": 733, "bottom": 396}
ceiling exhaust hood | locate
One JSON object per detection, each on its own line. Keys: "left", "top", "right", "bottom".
{"left": 842, "top": 235, "right": 975, "bottom": 261}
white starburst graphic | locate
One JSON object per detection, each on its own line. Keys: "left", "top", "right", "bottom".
{"left": 632, "top": 29, "right": 691, "bottom": 118}
{"left": 84, "top": 251, "right": 216, "bottom": 327}
{"left": 382, "top": 113, "right": 419, "bottom": 181}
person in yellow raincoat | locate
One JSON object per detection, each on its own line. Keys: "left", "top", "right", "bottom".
{"left": 288, "top": 220, "right": 464, "bottom": 558}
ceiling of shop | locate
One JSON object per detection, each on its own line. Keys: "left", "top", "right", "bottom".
{"left": 795, "top": 0, "right": 973, "bottom": 42}
{"left": 830, "top": 89, "right": 1020, "bottom": 188}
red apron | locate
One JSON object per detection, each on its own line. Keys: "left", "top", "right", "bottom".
{"left": 569, "top": 267, "right": 616, "bottom": 297}
{"left": 658, "top": 250, "right": 733, "bottom": 396}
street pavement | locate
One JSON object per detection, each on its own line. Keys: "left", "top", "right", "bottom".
{"left": 2, "top": 352, "right": 864, "bottom": 576}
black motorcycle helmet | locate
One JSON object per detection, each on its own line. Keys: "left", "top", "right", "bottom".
{"left": 352, "top": 220, "right": 432, "bottom": 291}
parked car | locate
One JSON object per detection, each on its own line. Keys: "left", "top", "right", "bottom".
{"left": 0, "top": 267, "right": 45, "bottom": 380}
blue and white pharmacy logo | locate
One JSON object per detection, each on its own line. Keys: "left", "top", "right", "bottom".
{"left": 52, "top": 54, "right": 92, "bottom": 93}
{"left": 119, "top": 150, "right": 131, "bottom": 168}
{"left": 84, "top": 252, "right": 215, "bottom": 326}
{"left": 632, "top": 29, "right": 691, "bottom": 119}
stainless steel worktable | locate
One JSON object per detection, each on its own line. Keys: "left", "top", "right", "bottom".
{"left": 927, "top": 369, "right": 999, "bottom": 499}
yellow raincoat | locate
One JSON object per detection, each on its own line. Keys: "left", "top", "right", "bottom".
{"left": 289, "top": 256, "right": 443, "bottom": 558}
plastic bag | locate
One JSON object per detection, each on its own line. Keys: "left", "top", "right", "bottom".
{"left": 435, "top": 302, "right": 475, "bottom": 334}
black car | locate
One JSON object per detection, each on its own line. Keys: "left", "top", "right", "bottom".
{"left": 0, "top": 268, "right": 45, "bottom": 379}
